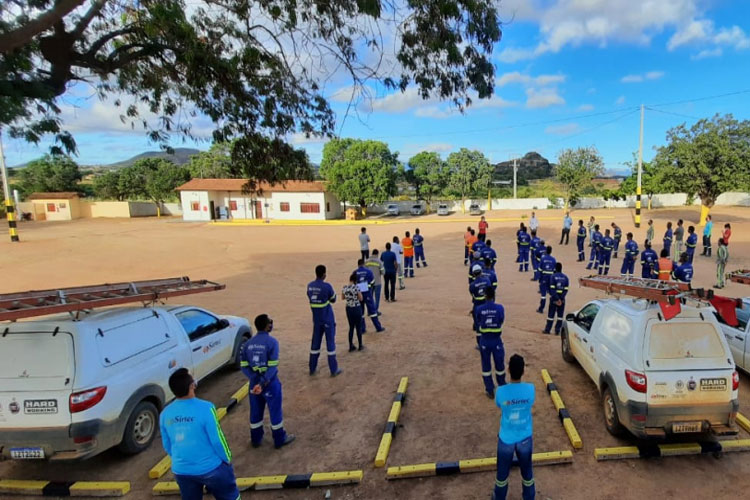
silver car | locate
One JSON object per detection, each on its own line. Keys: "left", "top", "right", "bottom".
{"left": 469, "top": 204, "right": 482, "bottom": 215}
{"left": 437, "top": 204, "right": 450, "bottom": 216}
{"left": 410, "top": 204, "right": 424, "bottom": 216}
{"left": 386, "top": 204, "right": 400, "bottom": 216}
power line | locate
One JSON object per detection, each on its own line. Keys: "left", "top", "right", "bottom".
{"left": 644, "top": 107, "right": 701, "bottom": 121}
{"left": 646, "top": 89, "right": 750, "bottom": 108}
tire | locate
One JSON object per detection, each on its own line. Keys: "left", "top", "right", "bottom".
{"left": 561, "top": 329, "right": 576, "bottom": 363}
{"left": 233, "top": 329, "right": 252, "bottom": 370}
{"left": 602, "top": 387, "right": 626, "bottom": 437}
{"left": 118, "top": 401, "right": 159, "bottom": 455}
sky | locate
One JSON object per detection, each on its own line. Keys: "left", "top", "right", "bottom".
{"left": 4, "top": 0, "right": 750, "bottom": 174}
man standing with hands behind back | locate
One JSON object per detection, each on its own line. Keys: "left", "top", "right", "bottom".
{"left": 358, "top": 227, "right": 370, "bottom": 261}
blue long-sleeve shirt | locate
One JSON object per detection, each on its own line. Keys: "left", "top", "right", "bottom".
{"left": 159, "top": 398, "right": 232, "bottom": 476}
{"left": 686, "top": 233, "right": 698, "bottom": 252}
{"left": 354, "top": 265, "right": 375, "bottom": 290}
{"left": 476, "top": 300, "right": 505, "bottom": 334}
{"left": 673, "top": 263, "right": 694, "bottom": 283}
{"left": 240, "top": 331, "right": 279, "bottom": 387}
{"left": 624, "top": 240, "right": 639, "bottom": 261}
{"left": 307, "top": 279, "right": 336, "bottom": 323}
{"left": 469, "top": 276, "right": 491, "bottom": 306}
{"left": 704, "top": 221, "right": 713, "bottom": 236}
{"left": 577, "top": 226, "right": 587, "bottom": 239}
{"left": 549, "top": 272, "right": 569, "bottom": 300}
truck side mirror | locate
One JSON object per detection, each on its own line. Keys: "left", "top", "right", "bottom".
{"left": 566, "top": 313, "right": 576, "bottom": 322}
{"left": 218, "top": 318, "right": 230, "bottom": 329}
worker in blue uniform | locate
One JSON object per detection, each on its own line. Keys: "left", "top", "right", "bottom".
{"left": 586, "top": 224, "right": 601, "bottom": 271}
{"left": 663, "top": 221, "right": 673, "bottom": 257}
{"left": 482, "top": 258, "right": 498, "bottom": 290}
{"left": 576, "top": 220, "right": 587, "bottom": 262}
{"left": 529, "top": 230, "right": 541, "bottom": 280}
{"left": 306, "top": 265, "right": 342, "bottom": 377}
{"left": 532, "top": 239, "right": 546, "bottom": 282}
{"left": 516, "top": 223, "right": 526, "bottom": 262}
{"left": 611, "top": 223, "right": 622, "bottom": 258}
{"left": 536, "top": 246, "right": 556, "bottom": 314}
{"left": 598, "top": 229, "right": 614, "bottom": 275}
{"left": 685, "top": 226, "right": 697, "bottom": 263}
{"left": 517, "top": 228, "right": 531, "bottom": 272}
{"left": 482, "top": 240, "right": 498, "bottom": 270}
{"left": 354, "top": 259, "right": 386, "bottom": 334}
{"left": 472, "top": 238, "right": 486, "bottom": 264}
{"left": 475, "top": 286, "right": 506, "bottom": 397}
{"left": 620, "top": 233, "right": 639, "bottom": 277}
{"left": 241, "top": 314, "right": 295, "bottom": 449}
{"left": 543, "top": 263, "right": 569, "bottom": 335}
{"left": 640, "top": 240, "right": 658, "bottom": 278}
{"left": 469, "top": 258, "right": 486, "bottom": 284}
{"left": 469, "top": 265, "right": 492, "bottom": 346}
{"left": 413, "top": 228, "right": 427, "bottom": 268}
{"left": 672, "top": 253, "right": 694, "bottom": 284}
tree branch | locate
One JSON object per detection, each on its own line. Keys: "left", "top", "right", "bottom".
{"left": 0, "top": 0, "right": 87, "bottom": 54}
{"left": 71, "top": 0, "right": 109, "bottom": 40}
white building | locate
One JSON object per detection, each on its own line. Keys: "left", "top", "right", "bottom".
{"left": 176, "top": 179, "right": 342, "bottom": 221}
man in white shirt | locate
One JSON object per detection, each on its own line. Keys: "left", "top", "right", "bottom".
{"left": 391, "top": 236, "right": 405, "bottom": 290}
{"left": 359, "top": 227, "right": 370, "bottom": 260}
{"left": 528, "top": 212, "right": 539, "bottom": 233}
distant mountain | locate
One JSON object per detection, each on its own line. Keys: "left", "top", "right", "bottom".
{"left": 100, "top": 148, "right": 201, "bottom": 169}
{"left": 494, "top": 152, "right": 555, "bottom": 186}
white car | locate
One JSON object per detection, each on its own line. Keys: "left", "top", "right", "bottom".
{"left": 561, "top": 299, "right": 739, "bottom": 439}
{"left": 469, "top": 203, "right": 482, "bottom": 215}
{"left": 716, "top": 298, "right": 750, "bottom": 373}
{"left": 410, "top": 204, "right": 424, "bottom": 216}
{"left": 0, "top": 306, "right": 251, "bottom": 461}
{"left": 386, "top": 204, "right": 400, "bottom": 216}
{"left": 437, "top": 204, "right": 450, "bottom": 216}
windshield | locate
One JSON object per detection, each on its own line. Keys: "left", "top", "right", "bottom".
{"left": 648, "top": 322, "right": 725, "bottom": 359}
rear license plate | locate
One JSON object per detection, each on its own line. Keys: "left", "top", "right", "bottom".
{"left": 10, "top": 447, "right": 45, "bottom": 459}
{"left": 673, "top": 422, "right": 702, "bottom": 433}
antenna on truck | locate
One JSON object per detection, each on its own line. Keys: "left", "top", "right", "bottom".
{"left": 0, "top": 277, "right": 225, "bottom": 322}
{"left": 578, "top": 275, "right": 740, "bottom": 324}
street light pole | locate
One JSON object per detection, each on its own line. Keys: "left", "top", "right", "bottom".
{"left": 0, "top": 131, "right": 20, "bottom": 242}
{"left": 635, "top": 104, "right": 644, "bottom": 228}
{"left": 513, "top": 157, "right": 518, "bottom": 199}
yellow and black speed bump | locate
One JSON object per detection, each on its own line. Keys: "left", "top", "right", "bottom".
{"left": 541, "top": 369, "right": 583, "bottom": 449}
{"left": 0, "top": 480, "right": 130, "bottom": 497}
{"left": 374, "top": 377, "right": 408, "bottom": 467}
{"left": 595, "top": 439, "right": 750, "bottom": 461}
{"left": 386, "top": 451, "right": 573, "bottom": 480}
{"left": 149, "top": 382, "right": 250, "bottom": 479}
{"left": 736, "top": 412, "right": 750, "bottom": 434}
{"left": 153, "top": 471, "right": 363, "bottom": 495}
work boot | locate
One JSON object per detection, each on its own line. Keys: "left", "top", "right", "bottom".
{"left": 331, "top": 369, "right": 343, "bottom": 377}
{"left": 542, "top": 330, "right": 551, "bottom": 335}
{"left": 349, "top": 345, "right": 356, "bottom": 352}
{"left": 424, "top": 263, "right": 428, "bottom": 267}
{"left": 275, "top": 434, "right": 296, "bottom": 449}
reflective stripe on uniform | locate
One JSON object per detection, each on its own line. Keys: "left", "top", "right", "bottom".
{"left": 310, "top": 301, "right": 330, "bottom": 308}
{"left": 250, "top": 421, "right": 264, "bottom": 429}
{"left": 267, "top": 360, "right": 279, "bottom": 366}
{"left": 495, "top": 370, "right": 505, "bottom": 376}
{"left": 310, "top": 349, "right": 321, "bottom": 355}
{"left": 240, "top": 361, "right": 249, "bottom": 367}
{"left": 210, "top": 407, "right": 232, "bottom": 460}
{"left": 252, "top": 366, "right": 268, "bottom": 372}
{"left": 327, "top": 350, "right": 336, "bottom": 356}
{"left": 496, "top": 478, "right": 508, "bottom": 488}
{"left": 522, "top": 478, "right": 535, "bottom": 487}
{"left": 482, "top": 371, "right": 492, "bottom": 376}
{"left": 270, "top": 421, "right": 284, "bottom": 430}
{"left": 479, "top": 327, "right": 502, "bottom": 333}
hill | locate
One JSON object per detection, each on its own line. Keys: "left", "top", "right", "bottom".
{"left": 99, "top": 148, "right": 201, "bottom": 169}
{"left": 494, "top": 152, "right": 555, "bottom": 186}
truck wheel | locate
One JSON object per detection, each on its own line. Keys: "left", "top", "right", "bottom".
{"left": 561, "top": 330, "right": 576, "bottom": 363}
{"left": 233, "top": 329, "right": 252, "bottom": 370}
{"left": 118, "top": 401, "right": 158, "bottom": 455}
{"left": 602, "top": 387, "right": 626, "bottom": 437}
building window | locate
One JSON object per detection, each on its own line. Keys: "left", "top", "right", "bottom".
{"left": 326, "top": 202, "right": 330, "bottom": 212}
{"left": 47, "top": 203, "right": 56, "bottom": 212}
{"left": 229, "top": 200, "right": 238, "bottom": 211}
{"left": 59, "top": 202, "right": 67, "bottom": 209}
{"left": 191, "top": 201, "right": 200, "bottom": 211}
{"left": 300, "top": 203, "right": 320, "bottom": 213}
{"left": 280, "top": 202, "right": 290, "bottom": 212}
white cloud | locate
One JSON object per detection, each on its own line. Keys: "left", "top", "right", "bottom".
{"left": 370, "top": 87, "right": 434, "bottom": 113}
{"left": 288, "top": 133, "right": 328, "bottom": 145}
{"left": 667, "top": 19, "right": 713, "bottom": 50}
{"left": 471, "top": 96, "right": 518, "bottom": 110}
{"left": 497, "top": 47, "right": 538, "bottom": 63}
{"left": 496, "top": 72, "right": 566, "bottom": 87}
{"left": 621, "top": 71, "right": 665, "bottom": 83}
{"left": 691, "top": 48, "right": 723, "bottom": 60}
{"left": 414, "top": 106, "right": 456, "bottom": 119}
{"left": 578, "top": 104, "right": 595, "bottom": 112}
{"left": 545, "top": 123, "right": 581, "bottom": 135}
{"left": 413, "top": 143, "right": 453, "bottom": 153}
{"left": 526, "top": 88, "right": 565, "bottom": 109}
{"left": 669, "top": 20, "right": 750, "bottom": 52}
{"left": 615, "top": 95, "right": 626, "bottom": 106}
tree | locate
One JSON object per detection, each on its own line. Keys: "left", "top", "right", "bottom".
{"left": 617, "top": 154, "right": 677, "bottom": 209}
{"left": 145, "top": 162, "right": 191, "bottom": 216}
{"left": 554, "top": 146, "right": 604, "bottom": 209}
{"left": 319, "top": 138, "right": 398, "bottom": 214}
{"left": 2, "top": 0, "right": 502, "bottom": 183}
{"left": 17, "top": 154, "right": 82, "bottom": 195}
{"left": 653, "top": 114, "right": 750, "bottom": 223}
{"left": 186, "top": 142, "right": 236, "bottom": 179}
{"left": 93, "top": 170, "right": 124, "bottom": 200}
{"left": 446, "top": 148, "right": 492, "bottom": 213}
{"left": 407, "top": 151, "right": 449, "bottom": 211}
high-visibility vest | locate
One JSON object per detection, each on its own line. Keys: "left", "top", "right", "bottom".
{"left": 402, "top": 237, "right": 414, "bottom": 257}
{"left": 467, "top": 235, "right": 478, "bottom": 251}
{"left": 658, "top": 258, "right": 673, "bottom": 280}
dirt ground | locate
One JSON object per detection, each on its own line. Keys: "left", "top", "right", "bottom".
{"left": 3, "top": 206, "right": 750, "bottom": 500}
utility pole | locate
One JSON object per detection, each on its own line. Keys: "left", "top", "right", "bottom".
{"left": 0, "top": 131, "right": 19, "bottom": 242}
{"left": 635, "top": 104, "right": 644, "bottom": 228}
{"left": 513, "top": 157, "right": 518, "bottom": 199}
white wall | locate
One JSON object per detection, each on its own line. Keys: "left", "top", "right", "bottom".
{"left": 270, "top": 192, "right": 327, "bottom": 220}
{"left": 324, "top": 192, "right": 342, "bottom": 219}
{"left": 180, "top": 191, "right": 211, "bottom": 221}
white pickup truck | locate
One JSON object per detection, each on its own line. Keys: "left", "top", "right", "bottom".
{"left": 0, "top": 305, "right": 251, "bottom": 461}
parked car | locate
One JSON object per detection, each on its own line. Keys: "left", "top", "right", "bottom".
{"left": 386, "top": 203, "right": 400, "bottom": 216}
{"left": 437, "top": 204, "right": 450, "bottom": 216}
{"left": 561, "top": 299, "right": 739, "bottom": 439}
{"left": 469, "top": 203, "right": 482, "bottom": 215}
{"left": 0, "top": 306, "right": 252, "bottom": 461}
{"left": 716, "top": 298, "right": 750, "bottom": 373}
{"left": 410, "top": 204, "right": 424, "bottom": 216}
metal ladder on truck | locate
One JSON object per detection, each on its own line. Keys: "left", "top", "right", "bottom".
{"left": 579, "top": 275, "right": 740, "bottom": 323}
{"left": 0, "top": 277, "right": 226, "bottom": 322}
{"left": 727, "top": 270, "right": 750, "bottom": 285}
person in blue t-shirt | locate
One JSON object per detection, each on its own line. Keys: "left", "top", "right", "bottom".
{"left": 380, "top": 242, "right": 399, "bottom": 302}
{"left": 159, "top": 368, "right": 240, "bottom": 500}
{"left": 494, "top": 354, "right": 535, "bottom": 500}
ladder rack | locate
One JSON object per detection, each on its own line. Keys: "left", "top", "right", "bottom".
{"left": 727, "top": 270, "right": 750, "bottom": 285}
{"left": 579, "top": 275, "right": 694, "bottom": 305}
{"left": 0, "top": 277, "right": 225, "bottom": 322}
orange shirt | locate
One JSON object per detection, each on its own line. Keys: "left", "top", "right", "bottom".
{"left": 466, "top": 235, "right": 479, "bottom": 252}
{"left": 464, "top": 231, "right": 472, "bottom": 246}
{"left": 402, "top": 237, "right": 414, "bottom": 257}
{"left": 658, "top": 258, "right": 673, "bottom": 280}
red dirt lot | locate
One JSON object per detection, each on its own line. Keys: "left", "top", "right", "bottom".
{"left": 2, "top": 206, "right": 750, "bottom": 500}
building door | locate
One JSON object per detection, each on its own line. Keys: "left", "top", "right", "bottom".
{"left": 209, "top": 200, "right": 215, "bottom": 220}
{"left": 254, "top": 201, "right": 262, "bottom": 219}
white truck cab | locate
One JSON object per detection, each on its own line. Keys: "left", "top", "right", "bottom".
{"left": 562, "top": 298, "right": 739, "bottom": 439}
{"left": 716, "top": 298, "right": 750, "bottom": 373}
{"left": 0, "top": 305, "right": 251, "bottom": 461}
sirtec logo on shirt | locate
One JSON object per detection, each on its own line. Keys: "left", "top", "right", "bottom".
{"left": 505, "top": 399, "right": 531, "bottom": 406}
{"left": 172, "top": 416, "right": 195, "bottom": 424}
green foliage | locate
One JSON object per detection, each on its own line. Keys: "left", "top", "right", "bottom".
{"left": 145, "top": 162, "right": 192, "bottom": 204}
{"left": 186, "top": 142, "right": 236, "bottom": 179}
{"left": 652, "top": 114, "right": 750, "bottom": 207}
{"left": 446, "top": 148, "right": 493, "bottom": 199}
{"left": 93, "top": 158, "right": 189, "bottom": 202}
{"left": 406, "top": 151, "right": 449, "bottom": 203}
{"left": 1, "top": 0, "right": 501, "bottom": 183}
{"left": 554, "top": 146, "right": 604, "bottom": 206}
{"left": 17, "top": 154, "right": 82, "bottom": 195}
{"left": 93, "top": 171, "right": 125, "bottom": 200}
{"left": 494, "top": 152, "right": 554, "bottom": 186}
{"left": 618, "top": 153, "right": 675, "bottom": 197}
{"left": 319, "top": 138, "right": 398, "bottom": 207}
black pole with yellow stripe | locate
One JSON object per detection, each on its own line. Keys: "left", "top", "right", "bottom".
{"left": 1, "top": 132, "right": 20, "bottom": 242}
